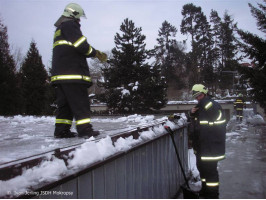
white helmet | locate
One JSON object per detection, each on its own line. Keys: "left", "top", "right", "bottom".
{"left": 62, "top": 3, "right": 86, "bottom": 19}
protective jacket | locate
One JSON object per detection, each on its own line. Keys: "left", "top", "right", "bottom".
{"left": 189, "top": 96, "right": 226, "bottom": 161}
{"left": 234, "top": 97, "right": 246, "bottom": 111}
{"left": 51, "top": 16, "right": 96, "bottom": 86}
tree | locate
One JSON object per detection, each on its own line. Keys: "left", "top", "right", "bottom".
{"left": 218, "top": 11, "right": 240, "bottom": 90}
{"left": 180, "top": 3, "right": 206, "bottom": 87}
{"left": 181, "top": 3, "right": 217, "bottom": 89}
{"left": 209, "top": 10, "right": 223, "bottom": 91}
{"left": 154, "top": 21, "right": 186, "bottom": 92}
{"left": 237, "top": 1, "right": 266, "bottom": 114}
{"left": 194, "top": 12, "right": 215, "bottom": 88}
{"left": 0, "top": 18, "right": 20, "bottom": 115}
{"left": 180, "top": 3, "right": 202, "bottom": 42}
{"left": 102, "top": 18, "right": 167, "bottom": 113}
{"left": 19, "top": 41, "right": 50, "bottom": 115}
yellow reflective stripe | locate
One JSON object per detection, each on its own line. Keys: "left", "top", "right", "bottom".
{"left": 201, "top": 155, "right": 225, "bottom": 161}
{"left": 217, "top": 110, "right": 222, "bottom": 121}
{"left": 51, "top": 75, "right": 91, "bottom": 82}
{"left": 86, "top": 46, "right": 93, "bottom": 56}
{"left": 214, "top": 119, "right": 226, "bottom": 125}
{"left": 76, "top": 118, "right": 91, "bottom": 125}
{"left": 53, "top": 40, "right": 73, "bottom": 48}
{"left": 201, "top": 178, "right": 206, "bottom": 182}
{"left": 236, "top": 108, "right": 243, "bottom": 110}
{"left": 200, "top": 119, "right": 226, "bottom": 125}
{"left": 73, "top": 36, "right": 86, "bottom": 47}
{"left": 56, "top": 119, "right": 72, "bottom": 125}
{"left": 54, "top": 29, "right": 61, "bottom": 39}
{"left": 82, "top": 76, "right": 91, "bottom": 81}
{"left": 205, "top": 102, "right": 213, "bottom": 110}
{"left": 206, "top": 182, "right": 219, "bottom": 187}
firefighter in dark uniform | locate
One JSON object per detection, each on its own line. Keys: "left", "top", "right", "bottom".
{"left": 189, "top": 84, "right": 226, "bottom": 198}
{"left": 51, "top": 3, "right": 107, "bottom": 138}
{"left": 234, "top": 93, "right": 246, "bottom": 122}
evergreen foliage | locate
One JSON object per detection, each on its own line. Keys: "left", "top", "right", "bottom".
{"left": 0, "top": 19, "right": 20, "bottom": 115}
{"left": 181, "top": 4, "right": 239, "bottom": 92}
{"left": 237, "top": 1, "right": 266, "bottom": 114}
{"left": 180, "top": 3, "right": 202, "bottom": 87}
{"left": 154, "top": 21, "right": 186, "bottom": 90}
{"left": 19, "top": 41, "right": 50, "bottom": 115}
{"left": 218, "top": 12, "right": 239, "bottom": 90}
{"left": 102, "top": 18, "right": 167, "bottom": 113}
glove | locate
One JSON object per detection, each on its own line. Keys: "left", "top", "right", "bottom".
{"left": 95, "top": 50, "right": 107, "bottom": 63}
{"left": 168, "top": 114, "right": 181, "bottom": 123}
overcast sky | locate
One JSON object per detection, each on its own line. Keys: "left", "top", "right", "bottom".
{"left": 0, "top": 0, "right": 264, "bottom": 68}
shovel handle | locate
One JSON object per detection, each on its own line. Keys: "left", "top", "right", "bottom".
{"left": 164, "top": 126, "right": 190, "bottom": 189}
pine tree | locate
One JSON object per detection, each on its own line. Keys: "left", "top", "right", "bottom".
{"left": 181, "top": 4, "right": 217, "bottom": 89}
{"left": 180, "top": 3, "right": 204, "bottom": 87}
{"left": 209, "top": 10, "right": 223, "bottom": 91}
{"left": 237, "top": 1, "right": 266, "bottom": 114}
{"left": 154, "top": 21, "right": 186, "bottom": 92}
{"left": 194, "top": 12, "right": 214, "bottom": 87}
{"left": 19, "top": 41, "right": 49, "bottom": 115}
{"left": 218, "top": 12, "right": 239, "bottom": 90}
{"left": 0, "top": 18, "right": 20, "bottom": 115}
{"left": 102, "top": 18, "right": 167, "bottom": 113}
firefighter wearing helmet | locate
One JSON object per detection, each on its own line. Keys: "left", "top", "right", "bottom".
{"left": 188, "top": 84, "right": 226, "bottom": 198}
{"left": 51, "top": 3, "right": 107, "bottom": 138}
{"left": 234, "top": 93, "right": 246, "bottom": 122}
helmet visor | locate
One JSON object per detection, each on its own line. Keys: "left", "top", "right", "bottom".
{"left": 192, "top": 90, "right": 202, "bottom": 98}
{"left": 81, "top": 10, "right": 87, "bottom": 19}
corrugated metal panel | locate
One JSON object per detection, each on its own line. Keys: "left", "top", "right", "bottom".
{"left": 78, "top": 172, "right": 93, "bottom": 199}
{"left": 38, "top": 127, "right": 188, "bottom": 199}
{"left": 104, "top": 162, "right": 116, "bottom": 198}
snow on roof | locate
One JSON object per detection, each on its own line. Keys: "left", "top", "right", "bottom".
{"left": 0, "top": 114, "right": 187, "bottom": 198}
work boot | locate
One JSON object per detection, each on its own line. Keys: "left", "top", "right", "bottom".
{"left": 77, "top": 124, "right": 100, "bottom": 138}
{"left": 199, "top": 182, "right": 207, "bottom": 198}
{"left": 202, "top": 186, "right": 219, "bottom": 199}
{"left": 54, "top": 130, "right": 78, "bottom": 138}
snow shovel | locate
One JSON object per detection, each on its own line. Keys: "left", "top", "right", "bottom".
{"left": 164, "top": 126, "right": 199, "bottom": 199}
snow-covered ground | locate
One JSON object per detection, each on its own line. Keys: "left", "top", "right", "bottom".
{"left": 0, "top": 113, "right": 187, "bottom": 198}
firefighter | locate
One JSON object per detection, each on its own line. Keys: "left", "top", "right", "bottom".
{"left": 51, "top": 3, "right": 107, "bottom": 138}
{"left": 234, "top": 93, "right": 246, "bottom": 122}
{"left": 188, "top": 84, "right": 226, "bottom": 198}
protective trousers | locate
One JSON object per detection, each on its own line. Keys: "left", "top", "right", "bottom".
{"left": 236, "top": 109, "right": 243, "bottom": 122}
{"left": 196, "top": 154, "right": 219, "bottom": 199}
{"left": 54, "top": 83, "right": 93, "bottom": 137}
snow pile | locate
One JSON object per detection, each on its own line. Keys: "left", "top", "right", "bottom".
{"left": 0, "top": 115, "right": 54, "bottom": 124}
{"left": 246, "top": 114, "right": 265, "bottom": 125}
{"left": 0, "top": 158, "right": 67, "bottom": 197}
{"left": 167, "top": 99, "right": 236, "bottom": 105}
{"left": 114, "top": 136, "right": 141, "bottom": 152}
{"left": 0, "top": 115, "right": 186, "bottom": 198}
{"left": 68, "top": 136, "right": 117, "bottom": 169}
{"left": 226, "top": 132, "right": 241, "bottom": 137}
{"left": 92, "top": 114, "right": 156, "bottom": 125}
